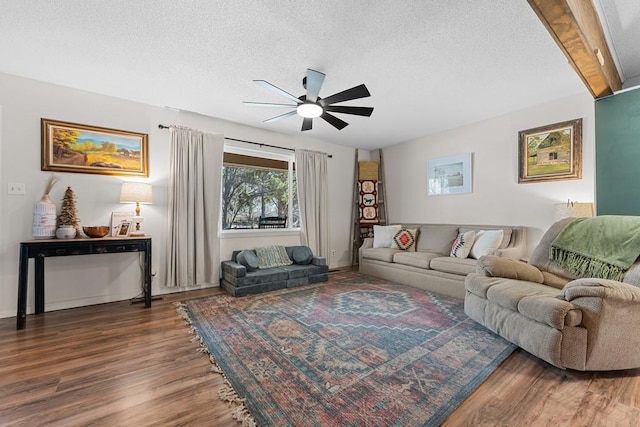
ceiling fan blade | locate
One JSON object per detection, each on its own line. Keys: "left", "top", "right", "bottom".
{"left": 325, "top": 105, "right": 374, "bottom": 117}
{"left": 254, "top": 80, "right": 302, "bottom": 104}
{"left": 243, "top": 101, "right": 298, "bottom": 108}
{"left": 321, "top": 112, "right": 349, "bottom": 130}
{"left": 301, "top": 117, "right": 313, "bottom": 131}
{"left": 263, "top": 110, "right": 297, "bottom": 123}
{"left": 319, "top": 84, "right": 371, "bottom": 106}
{"left": 305, "top": 69, "right": 325, "bottom": 103}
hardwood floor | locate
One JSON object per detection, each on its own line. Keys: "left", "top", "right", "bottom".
{"left": 1, "top": 271, "right": 639, "bottom": 426}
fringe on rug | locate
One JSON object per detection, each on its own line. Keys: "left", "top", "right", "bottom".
{"left": 175, "top": 302, "right": 258, "bottom": 427}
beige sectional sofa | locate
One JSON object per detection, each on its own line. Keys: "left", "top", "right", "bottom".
{"left": 359, "top": 223, "right": 526, "bottom": 298}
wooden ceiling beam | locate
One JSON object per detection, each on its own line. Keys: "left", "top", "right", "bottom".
{"left": 528, "top": 0, "right": 622, "bottom": 98}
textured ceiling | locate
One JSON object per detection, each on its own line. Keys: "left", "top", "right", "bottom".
{"left": 595, "top": 0, "right": 640, "bottom": 89}
{"left": 0, "top": 1, "right": 614, "bottom": 149}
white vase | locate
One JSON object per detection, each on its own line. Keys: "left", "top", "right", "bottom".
{"left": 56, "top": 225, "right": 76, "bottom": 239}
{"left": 33, "top": 194, "right": 57, "bottom": 239}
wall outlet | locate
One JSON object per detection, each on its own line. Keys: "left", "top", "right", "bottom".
{"left": 331, "top": 250, "right": 336, "bottom": 257}
{"left": 8, "top": 182, "right": 26, "bottom": 195}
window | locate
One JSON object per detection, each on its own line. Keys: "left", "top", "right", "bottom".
{"left": 221, "top": 145, "right": 298, "bottom": 230}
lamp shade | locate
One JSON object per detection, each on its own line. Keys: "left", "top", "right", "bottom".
{"left": 120, "top": 182, "right": 153, "bottom": 204}
{"left": 554, "top": 202, "right": 594, "bottom": 221}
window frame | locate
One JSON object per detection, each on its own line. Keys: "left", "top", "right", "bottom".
{"left": 220, "top": 142, "right": 299, "bottom": 238}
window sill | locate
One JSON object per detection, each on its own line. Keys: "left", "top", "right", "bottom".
{"left": 220, "top": 228, "right": 301, "bottom": 239}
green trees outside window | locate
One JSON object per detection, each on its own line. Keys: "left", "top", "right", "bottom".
{"left": 222, "top": 162, "right": 298, "bottom": 230}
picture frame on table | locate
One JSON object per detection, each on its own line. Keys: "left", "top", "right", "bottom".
{"left": 518, "top": 118, "right": 582, "bottom": 183}
{"left": 41, "top": 118, "right": 149, "bottom": 177}
{"left": 427, "top": 153, "right": 472, "bottom": 195}
{"left": 117, "top": 222, "right": 132, "bottom": 237}
{"left": 111, "top": 211, "right": 135, "bottom": 237}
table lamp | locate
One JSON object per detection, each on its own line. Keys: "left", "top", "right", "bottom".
{"left": 554, "top": 200, "right": 594, "bottom": 221}
{"left": 119, "top": 182, "right": 153, "bottom": 236}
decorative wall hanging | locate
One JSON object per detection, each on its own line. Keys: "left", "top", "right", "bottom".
{"left": 427, "top": 153, "right": 472, "bottom": 195}
{"left": 358, "top": 180, "right": 379, "bottom": 224}
{"left": 518, "top": 118, "right": 582, "bottom": 183}
{"left": 41, "top": 118, "right": 149, "bottom": 177}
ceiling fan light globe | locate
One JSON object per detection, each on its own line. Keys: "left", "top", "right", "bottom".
{"left": 297, "top": 102, "right": 323, "bottom": 118}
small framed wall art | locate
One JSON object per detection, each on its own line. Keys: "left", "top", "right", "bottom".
{"left": 427, "top": 153, "right": 472, "bottom": 195}
{"left": 518, "top": 118, "right": 582, "bottom": 183}
{"left": 41, "top": 118, "right": 149, "bottom": 177}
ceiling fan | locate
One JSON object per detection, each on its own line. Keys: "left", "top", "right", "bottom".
{"left": 243, "top": 68, "right": 374, "bottom": 131}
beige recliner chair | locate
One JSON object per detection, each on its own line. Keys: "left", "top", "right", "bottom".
{"left": 464, "top": 217, "right": 640, "bottom": 371}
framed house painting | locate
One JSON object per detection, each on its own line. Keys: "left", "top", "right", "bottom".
{"left": 41, "top": 118, "right": 149, "bottom": 177}
{"left": 427, "top": 153, "right": 472, "bottom": 195}
{"left": 518, "top": 118, "right": 582, "bottom": 183}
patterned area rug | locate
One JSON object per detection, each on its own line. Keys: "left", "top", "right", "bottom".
{"left": 178, "top": 274, "right": 515, "bottom": 426}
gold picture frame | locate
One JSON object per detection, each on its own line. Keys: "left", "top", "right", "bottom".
{"left": 518, "top": 118, "right": 582, "bottom": 183}
{"left": 41, "top": 118, "right": 149, "bottom": 177}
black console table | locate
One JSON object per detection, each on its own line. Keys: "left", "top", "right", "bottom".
{"left": 17, "top": 237, "right": 152, "bottom": 329}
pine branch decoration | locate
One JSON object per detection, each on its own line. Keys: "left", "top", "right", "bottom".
{"left": 57, "top": 186, "right": 80, "bottom": 233}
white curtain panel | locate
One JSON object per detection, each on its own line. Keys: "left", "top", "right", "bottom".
{"left": 166, "top": 128, "right": 224, "bottom": 287}
{"left": 295, "top": 149, "right": 329, "bottom": 259}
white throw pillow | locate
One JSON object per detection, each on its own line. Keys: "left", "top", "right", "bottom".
{"left": 450, "top": 230, "right": 476, "bottom": 258}
{"left": 469, "top": 230, "right": 504, "bottom": 259}
{"left": 373, "top": 225, "right": 402, "bottom": 248}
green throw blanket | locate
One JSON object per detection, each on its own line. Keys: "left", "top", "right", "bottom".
{"left": 550, "top": 216, "right": 640, "bottom": 281}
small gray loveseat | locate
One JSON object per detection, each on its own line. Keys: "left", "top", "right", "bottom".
{"left": 221, "top": 245, "right": 328, "bottom": 297}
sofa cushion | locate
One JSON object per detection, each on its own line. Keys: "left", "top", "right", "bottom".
{"left": 450, "top": 231, "right": 475, "bottom": 258}
{"left": 392, "top": 228, "right": 417, "bottom": 251}
{"left": 236, "top": 250, "right": 259, "bottom": 272}
{"left": 486, "top": 280, "right": 560, "bottom": 312}
{"left": 361, "top": 247, "right": 401, "bottom": 262}
{"left": 416, "top": 225, "right": 459, "bottom": 255}
{"left": 477, "top": 256, "right": 544, "bottom": 283}
{"left": 292, "top": 246, "right": 313, "bottom": 265}
{"left": 373, "top": 224, "right": 402, "bottom": 248}
{"left": 392, "top": 251, "right": 440, "bottom": 269}
{"left": 542, "top": 271, "right": 571, "bottom": 290}
{"left": 430, "top": 256, "right": 477, "bottom": 275}
{"left": 528, "top": 218, "right": 577, "bottom": 280}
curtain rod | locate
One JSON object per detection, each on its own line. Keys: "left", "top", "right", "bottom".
{"left": 158, "top": 124, "right": 332, "bottom": 158}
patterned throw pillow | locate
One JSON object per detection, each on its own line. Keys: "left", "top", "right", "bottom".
{"left": 393, "top": 228, "right": 417, "bottom": 251}
{"left": 450, "top": 230, "right": 476, "bottom": 258}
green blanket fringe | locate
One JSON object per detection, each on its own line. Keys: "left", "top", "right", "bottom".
{"left": 550, "top": 246, "right": 625, "bottom": 282}
{"left": 549, "top": 216, "right": 640, "bottom": 282}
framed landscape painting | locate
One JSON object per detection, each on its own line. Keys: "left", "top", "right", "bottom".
{"left": 427, "top": 153, "right": 472, "bottom": 195}
{"left": 41, "top": 118, "right": 149, "bottom": 177}
{"left": 518, "top": 118, "right": 582, "bottom": 183}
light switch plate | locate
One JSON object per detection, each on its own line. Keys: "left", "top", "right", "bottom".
{"left": 8, "top": 182, "right": 26, "bottom": 195}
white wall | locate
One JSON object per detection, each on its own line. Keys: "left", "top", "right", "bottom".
{"left": 0, "top": 73, "right": 356, "bottom": 318}
{"left": 383, "top": 92, "right": 595, "bottom": 255}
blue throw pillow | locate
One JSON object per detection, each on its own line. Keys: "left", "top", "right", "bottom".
{"left": 292, "top": 246, "right": 313, "bottom": 265}
{"left": 237, "top": 249, "right": 259, "bottom": 271}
